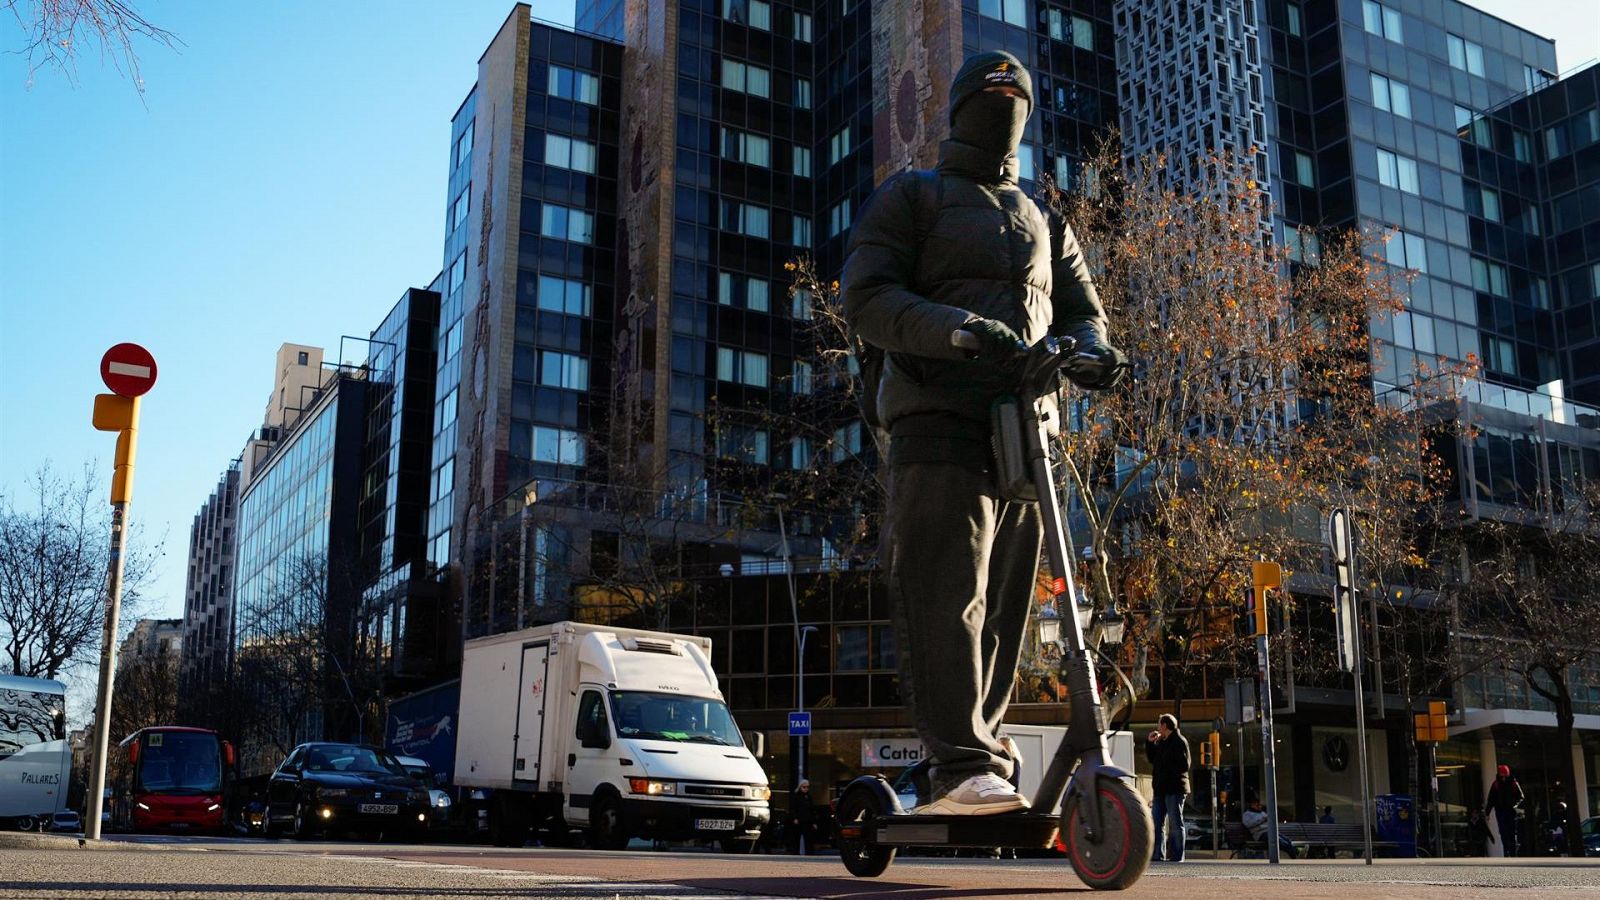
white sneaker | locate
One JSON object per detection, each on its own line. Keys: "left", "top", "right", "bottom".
{"left": 917, "top": 773, "right": 1029, "bottom": 816}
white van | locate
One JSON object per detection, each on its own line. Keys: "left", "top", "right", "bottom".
{"left": 455, "top": 622, "right": 771, "bottom": 850}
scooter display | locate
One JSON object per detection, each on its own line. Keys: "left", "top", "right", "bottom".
{"left": 833, "top": 333, "right": 1152, "bottom": 891}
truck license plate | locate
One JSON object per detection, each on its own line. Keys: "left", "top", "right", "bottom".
{"left": 695, "top": 818, "right": 737, "bottom": 831}
{"left": 359, "top": 804, "right": 399, "bottom": 815}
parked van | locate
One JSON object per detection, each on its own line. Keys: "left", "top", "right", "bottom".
{"left": 455, "top": 622, "right": 771, "bottom": 850}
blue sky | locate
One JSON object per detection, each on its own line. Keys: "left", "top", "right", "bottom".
{"left": 0, "top": 0, "right": 1595, "bottom": 635}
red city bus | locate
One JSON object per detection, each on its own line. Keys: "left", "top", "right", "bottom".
{"left": 110, "top": 727, "right": 235, "bottom": 834}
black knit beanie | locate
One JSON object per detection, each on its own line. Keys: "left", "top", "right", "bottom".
{"left": 948, "top": 50, "right": 1034, "bottom": 124}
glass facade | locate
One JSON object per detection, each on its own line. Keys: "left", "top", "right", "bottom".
{"left": 427, "top": 93, "right": 474, "bottom": 572}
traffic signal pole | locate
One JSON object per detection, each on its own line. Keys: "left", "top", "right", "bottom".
{"left": 1252, "top": 562, "right": 1282, "bottom": 865}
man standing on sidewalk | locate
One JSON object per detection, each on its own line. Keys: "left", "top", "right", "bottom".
{"left": 1145, "top": 714, "right": 1191, "bottom": 861}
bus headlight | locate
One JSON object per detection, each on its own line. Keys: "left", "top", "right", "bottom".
{"left": 207, "top": 803, "right": 221, "bottom": 812}
{"left": 136, "top": 802, "right": 151, "bottom": 811}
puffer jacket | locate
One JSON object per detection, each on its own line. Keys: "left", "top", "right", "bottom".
{"left": 842, "top": 139, "right": 1108, "bottom": 446}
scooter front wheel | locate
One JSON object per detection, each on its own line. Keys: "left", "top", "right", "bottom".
{"left": 835, "top": 786, "right": 896, "bottom": 877}
{"left": 1062, "top": 779, "right": 1153, "bottom": 890}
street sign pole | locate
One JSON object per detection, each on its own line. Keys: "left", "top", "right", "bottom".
{"left": 1330, "top": 508, "right": 1374, "bottom": 865}
{"left": 84, "top": 344, "right": 156, "bottom": 842}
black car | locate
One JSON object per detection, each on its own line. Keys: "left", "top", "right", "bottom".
{"left": 265, "top": 742, "right": 431, "bottom": 840}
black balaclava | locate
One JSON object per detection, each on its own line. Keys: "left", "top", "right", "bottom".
{"left": 948, "top": 50, "right": 1034, "bottom": 159}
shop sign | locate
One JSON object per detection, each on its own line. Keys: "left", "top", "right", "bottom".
{"left": 861, "top": 737, "right": 926, "bottom": 767}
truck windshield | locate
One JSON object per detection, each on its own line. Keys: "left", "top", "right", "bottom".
{"left": 609, "top": 692, "right": 744, "bottom": 747}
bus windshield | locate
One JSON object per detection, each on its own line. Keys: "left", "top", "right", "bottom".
{"left": 609, "top": 691, "right": 744, "bottom": 747}
{"left": 138, "top": 731, "right": 222, "bottom": 794}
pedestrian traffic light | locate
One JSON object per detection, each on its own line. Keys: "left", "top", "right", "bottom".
{"left": 1199, "top": 741, "right": 1212, "bottom": 767}
{"left": 1208, "top": 731, "right": 1222, "bottom": 768}
{"left": 1249, "top": 561, "right": 1282, "bottom": 636}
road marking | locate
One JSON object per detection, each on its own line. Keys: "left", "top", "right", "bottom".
{"left": 107, "top": 361, "right": 153, "bottom": 378}
{"left": 318, "top": 854, "right": 777, "bottom": 897}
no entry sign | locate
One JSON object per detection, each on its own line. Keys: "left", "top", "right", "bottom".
{"left": 100, "top": 343, "right": 158, "bottom": 397}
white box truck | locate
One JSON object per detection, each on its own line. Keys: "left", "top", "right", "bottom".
{"left": 455, "top": 622, "right": 771, "bottom": 850}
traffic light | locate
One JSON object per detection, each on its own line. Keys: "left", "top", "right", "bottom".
{"left": 1249, "top": 561, "right": 1283, "bottom": 636}
{"left": 1414, "top": 700, "right": 1449, "bottom": 743}
{"left": 1209, "top": 731, "right": 1222, "bottom": 768}
{"left": 1199, "top": 740, "right": 1212, "bottom": 767}
{"left": 92, "top": 394, "right": 140, "bottom": 503}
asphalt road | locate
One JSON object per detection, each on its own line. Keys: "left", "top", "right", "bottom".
{"left": 2, "top": 833, "right": 1598, "bottom": 899}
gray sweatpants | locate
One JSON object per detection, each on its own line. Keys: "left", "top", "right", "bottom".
{"left": 886, "top": 462, "right": 1043, "bottom": 795}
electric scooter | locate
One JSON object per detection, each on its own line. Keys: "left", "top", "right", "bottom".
{"left": 833, "top": 333, "right": 1153, "bottom": 891}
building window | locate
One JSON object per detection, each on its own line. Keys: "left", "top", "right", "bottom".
{"left": 1477, "top": 187, "right": 1501, "bottom": 223}
{"left": 829, "top": 125, "right": 852, "bottom": 167}
{"left": 792, "top": 288, "right": 813, "bottom": 320}
{"left": 1454, "top": 105, "right": 1473, "bottom": 129}
{"left": 792, "top": 215, "right": 812, "bottom": 248}
{"left": 1481, "top": 336, "right": 1517, "bottom": 376}
{"left": 717, "top": 272, "right": 770, "bottom": 312}
{"left": 1370, "top": 73, "right": 1410, "bottom": 119}
{"left": 792, "top": 146, "right": 812, "bottom": 178}
{"left": 831, "top": 421, "right": 863, "bottom": 462}
{"left": 829, "top": 198, "right": 852, "bottom": 238}
{"left": 454, "top": 123, "right": 474, "bottom": 170}
{"left": 792, "top": 360, "right": 813, "bottom": 395}
{"left": 1282, "top": 150, "right": 1314, "bottom": 187}
{"left": 1391, "top": 310, "right": 1436, "bottom": 355}
{"left": 717, "top": 426, "right": 770, "bottom": 465}
{"left": 720, "top": 200, "right": 770, "bottom": 238}
{"left": 541, "top": 203, "right": 595, "bottom": 244}
{"left": 1362, "top": 1, "right": 1401, "bottom": 41}
{"left": 1375, "top": 148, "right": 1418, "bottom": 194}
{"left": 545, "top": 134, "right": 598, "bottom": 174}
{"left": 721, "top": 127, "right": 771, "bottom": 167}
{"left": 789, "top": 436, "right": 814, "bottom": 470}
{"left": 1471, "top": 258, "right": 1508, "bottom": 297}
{"left": 532, "top": 426, "right": 586, "bottom": 466}
{"left": 721, "top": 59, "right": 771, "bottom": 98}
{"left": 1545, "top": 125, "right": 1568, "bottom": 159}
{"left": 537, "top": 275, "right": 593, "bottom": 316}
{"left": 794, "top": 78, "right": 812, "bottom": 109}
{"left": 1017, "top": 144, "right": 1038, "bottom": 181}
{"left": 539, "top": 351, "right": 589, "bottom": 391}
{"left": 448, "top": 252, "right": 466, "bottom": 293}
{"left": 1286, "top": 2, "right": 1303, "bottom": 37}
{"left": 1047, "top": 10, "right": 1094, "bottom": 50}
{"left": 1524, "top": 65, "right": 1552, "bottom": 93}
{"left": 1513, "top": 130, "right": 1533, "bottom": 163}
{"left": 296, "top": 351, "right": 309, "bottom": 366}
{"left": 979, "top": 0, "right": 1025, "bottom": 27}
{"left": 451, "top": 188, "right": 470, "bottom": 231}
{"left": 1385, "top": 229, "right": 1428, "bottom": 275}
{"left": 548, "top": 65, "right": 600, "bottom": 105}
{"left": 793, "top": 11, "right": 812, "bottom": 41}
{"left": 1447, "top": 34, "right": 1484, "bottom": 77}
{"left": 716, "top": 347, "right": 769, "bottom": 387}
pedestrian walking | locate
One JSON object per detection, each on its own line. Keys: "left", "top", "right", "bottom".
{"left": 1484, "top": 764, "right": 1524, "bottom": 857}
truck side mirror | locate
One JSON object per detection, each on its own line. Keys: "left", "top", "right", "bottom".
{"left": 744, "top": 731, "right": 765, "bottom": 759}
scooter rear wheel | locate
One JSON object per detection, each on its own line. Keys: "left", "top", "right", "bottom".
{"left": 835, "top": 787, "right": 896, "bottom": 877}
{"left": 1062, "top": 779, "right": 1152, "bottom": 890}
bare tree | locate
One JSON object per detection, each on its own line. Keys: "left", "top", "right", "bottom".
{"left": 0, "top": 463, "right": 160, "bottom": 680}
{"left": 4, "top": 0, "right": 176, "bottom": 93}
{"left": 1447, "top": 486, "right": 1600, "bottom": 856}
{"left": 109, "top": 643, "right": 178, "bottom": 744}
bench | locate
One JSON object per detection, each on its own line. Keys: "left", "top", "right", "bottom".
{"left": 1223, "top": 821, "right": 1400, "bottom": 858}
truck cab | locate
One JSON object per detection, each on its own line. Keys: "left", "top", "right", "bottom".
{"left": 455, "top": 623, "right": 771, "bottom": 850}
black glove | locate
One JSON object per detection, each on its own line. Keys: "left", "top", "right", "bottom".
{"left": 1064, "top": 327, "right": 1128, "bottom": 390}
{"left": 962, "top": 317, "right": 1025, "bottom": 364}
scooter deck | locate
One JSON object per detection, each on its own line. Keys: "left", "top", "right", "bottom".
{"left": 861, "top": 812, "right": 1060, "bottom": 849}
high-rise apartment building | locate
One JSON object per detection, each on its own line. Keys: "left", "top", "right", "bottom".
{"left": 177, "top": 462, "right": 239, "bottom": 723}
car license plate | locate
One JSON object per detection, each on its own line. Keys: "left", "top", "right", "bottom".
{"left": 695, "top": 818, "right": 737, "bottom": 831}
{"left": 359, "top": 804, "right": 399, "bottom": 815}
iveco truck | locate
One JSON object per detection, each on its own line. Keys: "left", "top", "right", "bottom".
{"left": 454, "top": 622, "right": 771, "bottom": 850}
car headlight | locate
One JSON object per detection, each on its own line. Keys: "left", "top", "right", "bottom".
{"left": 626, "top": 777, "right": 676, "bottom": 796}
{"left": 431, "top": 790, "right": 451, "bottom": 809}
{"left": 750, "top": 785, "right": 771, "bottom": 801}
{"left": 317, "top": 788, "right": 349, "bottom": 799}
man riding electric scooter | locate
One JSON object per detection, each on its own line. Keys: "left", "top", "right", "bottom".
{"left": 838, "top": 50, "right": 1148, "bottom": 891}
